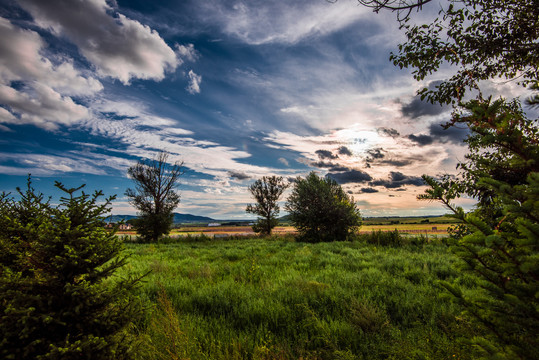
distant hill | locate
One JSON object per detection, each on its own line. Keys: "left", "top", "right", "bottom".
{"left": 106, "top": 212, "right": 216, "bottom": 224}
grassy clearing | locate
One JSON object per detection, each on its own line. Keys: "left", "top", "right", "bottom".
{"left": 120, "top": 237, "right": 482, "bottom": 360}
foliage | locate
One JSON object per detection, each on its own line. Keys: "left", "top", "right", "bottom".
{"left": 0, "top": 178, "right": 142, "bottom": 360}
{"left": 362, "top": 229, "right": 403, "bottom": 247}
{"left": 285, "top": 172, "right": 362, "bottom": 242}
{"left": 358, "top": 0, "right": 539, "bottom": 358}
{"left": 126, "top": 152, "right": 183, "bottom": 243}
{"left": 246, "top": 176, "right": 289, "bottom": 235}
{"left": 121, "top": 238, "right": 482, "bottom": 359}
{"left": 419, "top": 99, "right": 539, "bottom": 359}
{"left": 385, "top": 0, "right": 539, "bottom": 105}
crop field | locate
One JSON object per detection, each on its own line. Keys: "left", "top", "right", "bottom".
{"left": 116, "top": 223, "right": 454, "bottom": 240}
{"left": 119, "top": 237, "right": 482, "bottom": 359}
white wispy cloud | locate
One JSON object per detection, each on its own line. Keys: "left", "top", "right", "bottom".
{"left": 186, "top": 70, "right": 202, "bottom": 94}
{"left": 19, "top": 0, "right": 179, "bottom": 84}
{"left": 176, "top": 43, "right": 199, "bottom": 63}
{"left": 195, "top": 0, "right": 370, "bottom": 45}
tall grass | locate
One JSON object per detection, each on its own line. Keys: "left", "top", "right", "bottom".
{"left": 119, "top": 237, "right": 482, "bottom": 359}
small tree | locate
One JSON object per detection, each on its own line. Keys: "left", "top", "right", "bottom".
{"left": 0, "top": 178, "right": 142, "bottom": 359}
{"left": 246, "top": 176, "right": 289, "bottom": 235}
{"left": 285, "top": 172, "right": 362, "bottom": 242}
{"left": 126, "top": 152, "right": 183, "bottom": 242}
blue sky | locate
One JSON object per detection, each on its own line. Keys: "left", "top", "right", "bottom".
{"left": 0, "top": 0, "right": 527, "bottom": 219}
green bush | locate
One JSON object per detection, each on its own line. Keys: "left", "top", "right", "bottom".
{"left": 362, "top": 230, "right": 403, "bottom": 247}
{"left": 0, "top": 179, "right": 142, "bottom": 359}
{"left": 285, "top": 172, "right": 362, "bottom": 242}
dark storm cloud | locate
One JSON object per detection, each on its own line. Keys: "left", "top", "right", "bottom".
{"left": 312, "top": 161, "right": 350, "bottom": 171}
{"left": 315, "top": 149, "right": 338, "bottom": 160}
{"left": 228, "top": 171, "right": 250, "bottom": 180}
{"left": 377, "top": 127, "right": 400, "bottom": 138}
{"left": 327, "top": 169, "right": 372, "bottom": 184}
{"left": 401, "top": 98, "right": 446, "bottom": 118}
{"left": 429, "top": 122, "right": 468, "bottom": 144}
{"left": 337, "top": 146, "right": 353, "bottom": 156}
{"left": 366, "top": 148, "right": 384, "bottom": 159}
{"left": 359, "top": 187, "right": 379, "bottom": 193}
{"left": 401, "top": 81, "right": 449, "bottom": 118}
{"left": 407, "top": 134, "right": 434, "bottom": 146}
{"left": 369, "top": 171, "right": 424, "bottom": 189}
{"left": 380, "top": 158, "right": 413, "bottom": 167}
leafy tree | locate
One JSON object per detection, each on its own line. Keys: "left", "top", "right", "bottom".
{"left": 356, "top": 0, "right": 539, "bottom": 358}
{"left": 0, "top": 178, "right": 142, "bottom": 360}
{"left": 359, "top": 0, "right": 539, "bottom": 105}
{"left": 125, "top": 152, "right": 183, "bottom": 242}
{"left": 285, "top": 172, "right": 362, "bottom": 242}
{"left": 246, "top": 176, "right": 289, "bottom": 235}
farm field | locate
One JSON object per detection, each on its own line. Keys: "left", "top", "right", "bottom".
{"left": 119, "top": 237, "right": 482, "bottom": 359}
{"left": 116, "top": 223, "right": 454, "bottom": 239}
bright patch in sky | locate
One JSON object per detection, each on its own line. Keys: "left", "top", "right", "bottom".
{"left": 0, "top": 0, "right": 496, "bottom": 218}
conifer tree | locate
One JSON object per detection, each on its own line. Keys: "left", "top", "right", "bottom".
{"left": 0, "top": 178, "right": 142, "bottom": 360}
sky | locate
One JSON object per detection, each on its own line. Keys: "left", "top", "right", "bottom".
{"left": 0, "top": 0, "right": 528, "bottom": 219}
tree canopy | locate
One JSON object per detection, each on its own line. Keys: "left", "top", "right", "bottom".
{"left": 359, "top": 0, "right": 539, "bottom": 104}
{"left": 285, "top": 172, "right": 362, "bottom": 242}
{"left": 246, "top": 176, "right": 289, "bottom": 235}
{"left": 125, "top": 152, "right": 183, "bottom": 242}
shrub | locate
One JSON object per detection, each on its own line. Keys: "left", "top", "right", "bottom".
{"left": 285, "top": 172, "right": 362, "bottom": 242}
{"left": 362, "top": 230, "right": 402, "bottom": 247}
{"left": 0, "top": 178, "right": 142, "bottom": 359}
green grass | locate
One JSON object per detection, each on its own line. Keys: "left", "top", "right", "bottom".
{"left": 119, "top": 237, "right": 482, "bottom": 360}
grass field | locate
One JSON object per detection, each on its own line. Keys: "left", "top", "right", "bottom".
{"left": 119, "top": 236, "right": 482, "bottom": 359}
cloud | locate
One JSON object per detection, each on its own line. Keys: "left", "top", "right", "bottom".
{"left": 380, "top": 158, "right": 413, "bottom": 167}
{"left": 369, "top": 171, "right": 424, "bottom": 189}
{"left": 195, "top": 0, "right": 370, "bottom": 45}
{"left": 401, "top": 98, "right": 446, "bottom": 118}
{"left": 176, "top": 43, "right": 199, "bottom": 63}
{"left": 315, "top": 149, "right": 338, "bottom": 160}
{"left": 407, "top": 134, "right": 434, "bottom": 146}
{"left": 337, "top": 146, "right": 353, "bottom": 156}
{"left": 359, "top": 187, "right": 379, "bottom": 193}
{"left": 377, "top": 127, "right": 400, "bottom": 138}
{"left": 0, "top": 152, "right": 109, "bottom": 175}
{"left": 19, "top": 0, "right": 179, "bottom": 84}
{"left": 0, "top": 18, "right": 103, "bottom": 95}
{"left": 428, "top": 122, "right": 468, "bottom": 144}
{"left": 327, "top": 169, "right": 372, "bottom": 184}
{"left": 186, "top": 70, "right": 202, "bottom": 94}
{"left": 278, "top": 157, "right": 289, "bottom": 166}
{"left": 228, "top": 170, "right": 250, "bottom": 180}
{"left": 400, "top": 81, "right": 449, "bottom": 118}
{"left": 366, "top": 148, "right": 385, "bottom": 159}
{"left": 0, "top": 17, "right": 102, "bottom": 129}
{"left": 0, "top": 82, "right": 89, "bottom": 130}
{"left": 311, "top": 161, "right": 350, "bottom": 171}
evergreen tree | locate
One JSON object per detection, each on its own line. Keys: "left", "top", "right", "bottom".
{"left": 0, "top": 178, "right": 142, "bottom": 360}
{"left": 419, "top": 99, "right": 539, "bottom": 359}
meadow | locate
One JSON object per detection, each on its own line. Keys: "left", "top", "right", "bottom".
{"left": 119, "top": 235, "right": 483, "bottom": 360}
